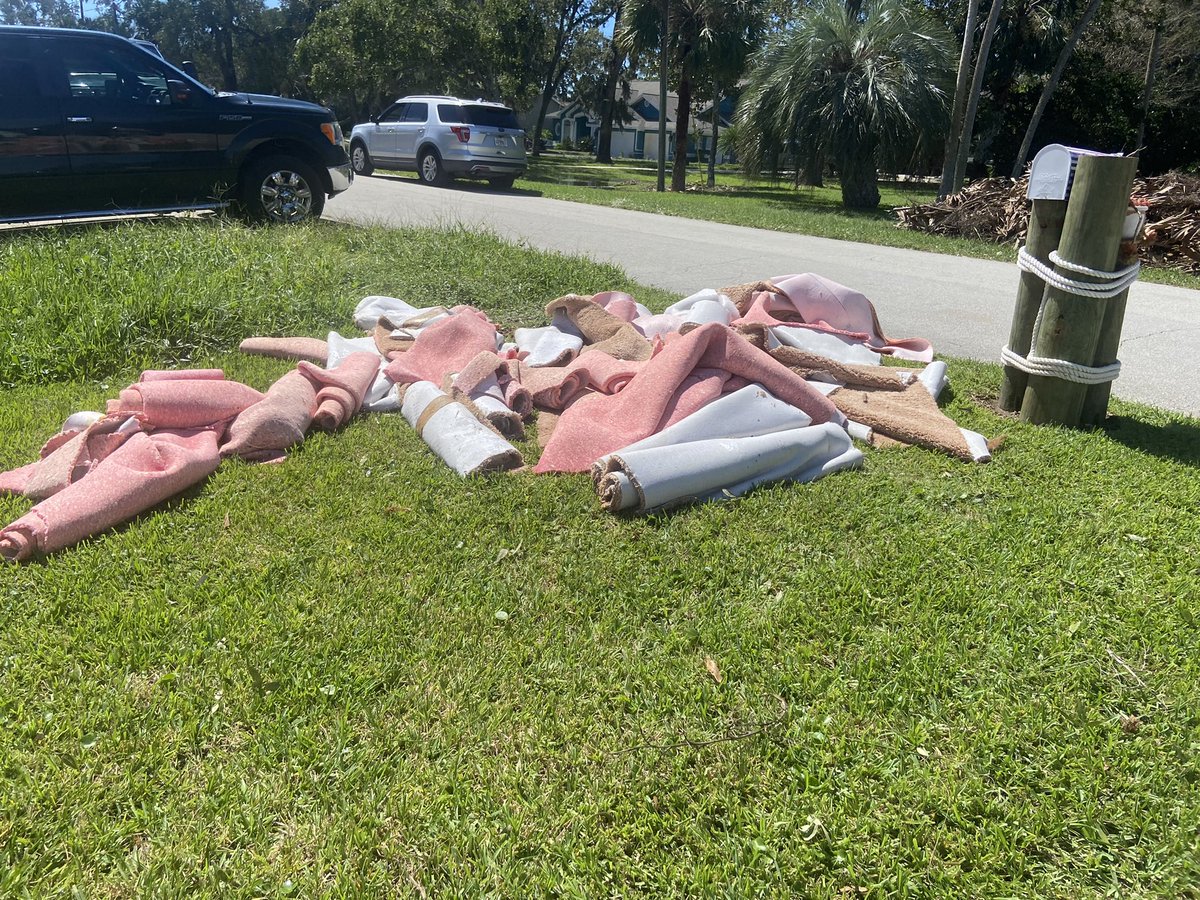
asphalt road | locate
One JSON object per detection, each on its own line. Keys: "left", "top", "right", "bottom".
{"left": 326, "top": 174, "right": 1200, "bottom": 417}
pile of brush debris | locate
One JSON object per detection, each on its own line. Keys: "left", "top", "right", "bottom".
{"left": 895, "top": 172, "right": 1200, "bottom": 276}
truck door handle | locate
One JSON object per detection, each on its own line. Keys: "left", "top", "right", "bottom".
{"left": 67, "top": 116, "right": 92, "bottom": 123}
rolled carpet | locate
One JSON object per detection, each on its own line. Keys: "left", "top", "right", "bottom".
{"left": 515, "top": 351, "right": 644, "bottom": 412}
{"left": 596, "top": 422, "right": 863, "bottom": 513}
{"left": 108, "top": 379, "right": 264, "bottom": 429}
{"left": 590, "top": 384, "right": 814, "bottom": 484}
{"left": 401, "top": 381, "right": 522, "bottom": 476}
{"left": 326, "top": 332, "right": 396, "bottom": 412}
{"left": 220, "top": 369, "right": 318, "bottom": 462}
{"left": 452, "top": 352, "right": 531, "bottom": 418}
{"left": 238, "top": 336, "right": 329, "bottom": 364}
{"left": 297, "top": 351, "right": 381, "bottom": 432}
{"left": 0, "top": 429, "right": 222, "bottom": 563}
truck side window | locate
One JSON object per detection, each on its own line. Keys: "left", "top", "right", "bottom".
{"left": 61, "top": 45, "right": 172, "bottom": 106}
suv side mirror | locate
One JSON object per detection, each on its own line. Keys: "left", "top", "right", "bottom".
{"left": 181, "top": 60, "right": 200, "bottom": 80}
{"left": 168, "top": 80, "right": 192, "bottom": 104}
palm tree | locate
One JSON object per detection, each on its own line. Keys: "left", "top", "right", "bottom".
{"left": 620, "top": 0, "right": 763, "bottom": 192}
{"left": 738, "top": 0, "right": 954, "bottom": 209}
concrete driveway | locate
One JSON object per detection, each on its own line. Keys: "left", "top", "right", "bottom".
{"left": 326, "top": 175, "right": 1200, "bottom": 417}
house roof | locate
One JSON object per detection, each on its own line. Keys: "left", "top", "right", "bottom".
{"left": 548, "top": 81, "right": 733, "bottom": 134}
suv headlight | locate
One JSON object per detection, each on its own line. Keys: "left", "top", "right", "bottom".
{"left": 320, "top": 121, "right": 344, "bottom": 146}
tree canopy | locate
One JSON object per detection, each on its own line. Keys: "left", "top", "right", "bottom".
{"left": 737, "top": 0, "right": 954, "bottom": 208}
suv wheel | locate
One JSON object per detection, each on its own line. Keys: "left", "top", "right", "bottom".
{"left": 419, "top": 150, "right": 449, "bottom": 187}
{"left": 241, "top": 155, "right": 325, "bottom": 224}
{"left": 350, "top": 141, "right": 374, "bottom": 177}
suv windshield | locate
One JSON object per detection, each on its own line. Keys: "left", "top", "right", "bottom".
{"left": 460, "top": 105, "right": 520, "bottom": 129}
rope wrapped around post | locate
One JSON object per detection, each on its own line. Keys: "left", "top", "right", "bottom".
{"left": 1000, "top": 247, "right": 1141, "bottom": 386}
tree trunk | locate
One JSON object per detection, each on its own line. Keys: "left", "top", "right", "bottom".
{"left": 939, "top": 0, "right": 981, "bottom": 200}
{"left": 706, "top": 81, "right": 718, "bottom": 188}
{"left": 1134, "top": 20, "right": 1164, "bottom": 152}
{"left": 657, "top": 0, "right": 668, "bottom": 192}
{"left": 671, "top": 71, "right": 691, "bottom": 191}
{"left": 802, "top": 145, "right": 824, "bottom": 186}
{"left": 531, "top": 83, "right": 556, "bottom": 159}
{"left": 216, "top": 26, "right": 238, "bottom": 91}
{"left": 839, "top": 148, "right": 880, "bottom": 209}
{"left": 951, "top": 0, "right": 1003, "bottom": 194}
{"left": 531, "top": 52, "right": 573, "bottom": 160}
{"left": 529, "top": 3, "right": 576, "bottom": 158}
{"left": 1010, "top": 0, "right": 1103, "bottom": 177}
{"left": 596, "top": 4, "right": 625, "bottom": 164}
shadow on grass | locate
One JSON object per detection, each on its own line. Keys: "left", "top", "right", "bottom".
{"left": 1103, "top": 414, "right": 1200, "bottom": 467}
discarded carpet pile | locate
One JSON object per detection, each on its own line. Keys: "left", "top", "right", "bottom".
{"left": 3, "top": 274, "right": 994, "bottom": 561}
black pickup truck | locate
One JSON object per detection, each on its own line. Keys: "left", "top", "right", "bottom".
{"left": 0, "top": 26, "right": 352, "bottom": 224}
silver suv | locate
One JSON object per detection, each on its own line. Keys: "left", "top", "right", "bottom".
{"left": 348, "top": 96, "right": 526, "bottom": 189}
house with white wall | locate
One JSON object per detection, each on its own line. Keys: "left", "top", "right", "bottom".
{"left": 544, "top": 81, "right": 736, "bottom": 163}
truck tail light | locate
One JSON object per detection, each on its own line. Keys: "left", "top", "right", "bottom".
{"left": 450, "top": 126, "right": 470, "bottom": 143}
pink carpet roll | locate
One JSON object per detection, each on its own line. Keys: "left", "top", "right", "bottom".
{"left": 108, "top": 379, "right": 264, "bottom": 429}
{"left": 239, "top": 336, "right": 330, "bottom": 364}
{"left": 0, "top": 429, "right": 221, "bottom": 562}
{"left": 297, "top": 351, "right": 381, "bottom": 431}
{"left": 221, "top": 368, "right": 319, "bottom": 461}
{"left": 515, "top": 351, "right": 645, "bottom": 412}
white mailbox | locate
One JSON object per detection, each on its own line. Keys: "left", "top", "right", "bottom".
{"left": 1027, "top": 144, "right": 1124, "bottom": 200}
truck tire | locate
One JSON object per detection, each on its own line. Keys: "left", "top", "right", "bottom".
{"left": 350, "top": 140, "right": 374, "bottom": 176}
{"left": 240, "top": 154, "right": 325, "bottom": 223}
{"left": 418, "top": 149, "right": 449, "bottom": 187}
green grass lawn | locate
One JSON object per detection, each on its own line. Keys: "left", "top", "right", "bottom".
{"left": 2, "top": 220, "right": 1199, "bottom": 897}
{"left": 520, "top": 152, "right": 1200, "bottom": 292}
